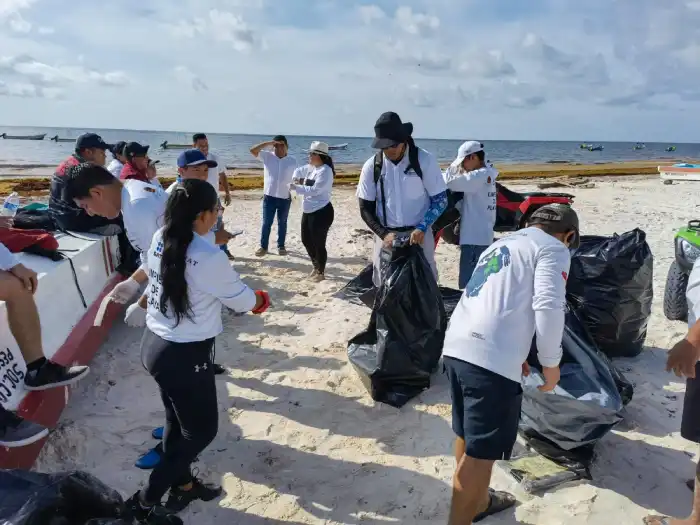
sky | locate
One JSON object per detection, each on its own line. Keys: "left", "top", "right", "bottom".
{"left": 1, "top": 0, "right": 700, "bottom": 142}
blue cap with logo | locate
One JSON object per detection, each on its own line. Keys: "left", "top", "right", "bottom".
{"left": 177, "top": 149, "right": 218, "bottom": 168}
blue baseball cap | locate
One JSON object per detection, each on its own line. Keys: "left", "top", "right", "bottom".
{"left": 177, "top": 149, "right": 218, "bottom": 168}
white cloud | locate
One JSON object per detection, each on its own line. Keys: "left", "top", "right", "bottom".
{"left": 460, "top": 50, "right": 516, "bottom": 79}
{"left": 174, "top": 66, "right": 208, "bottom": 92}
{"left": 358, "top": 5, "right": 385, "bottom": 25}
{"left": 169, "top": 9, "right": 258, "bottom": 52}
{"left": 0, "top": 0, "right": 36, "bottom": 18}
{"left": 37, "top": 26, "right": 54, "bottom": 34}
{"left": 8, "top": 14, "right": 30, "bottom": 32}
{"left": 1, "top": 55, "right": 131, "bottom": 88}
{"left": 395, "top": 6, "right": 439, "bottom": 36}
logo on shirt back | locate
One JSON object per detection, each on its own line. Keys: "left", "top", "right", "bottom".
{"left": 154, "top": 240, "right": 164, "bottom": 257}
{"left": 466, "top": 246, "right": 512, "bottom": 298}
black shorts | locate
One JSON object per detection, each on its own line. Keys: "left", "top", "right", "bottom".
{"left": 444, "top": 356, "right": 523, "bottom": 461}
{"left": 682, "top": 362, "right": 700, "bottom": 443}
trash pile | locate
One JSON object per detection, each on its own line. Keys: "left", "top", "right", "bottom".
{"left": 0, "top": 470, "right": 129, "bottom": 525}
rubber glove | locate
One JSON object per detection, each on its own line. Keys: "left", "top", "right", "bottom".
{"left": 109, "top": 277, "right": 141, "bottom": 304}
{"left": 124, "top": 302, "right": 147, "bottom": 327}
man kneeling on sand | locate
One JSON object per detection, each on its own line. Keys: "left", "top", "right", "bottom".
{"left": 0, "top": 242, "right": 89, "bottom": 446}
{"left": 442, "top": 204, "right": 579, "bottom": 524}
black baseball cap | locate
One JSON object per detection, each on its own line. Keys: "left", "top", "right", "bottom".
{"left": 272, "top": 135, "right": 288, "bottom": 145}
{"left": 529, "top": 204, "right": 580, "bottom": 247}
{"left": 110, "top": 141, "right": 126, "bottom": 157}
{"left": 124, "top": 142, "right": 150, "bottom": 159}
{"left": 75, "top": 133, "right": 112, "bottom": 151}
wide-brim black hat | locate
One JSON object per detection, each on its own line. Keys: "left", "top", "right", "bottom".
{"left": 371, "top": 111, "right": 413, "bottom": 149}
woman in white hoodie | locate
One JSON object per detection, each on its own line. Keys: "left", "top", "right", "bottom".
{"left": 443, "top": 141, "right": 499, "bottom": 289}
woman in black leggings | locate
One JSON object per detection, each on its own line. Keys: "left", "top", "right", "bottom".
{"left": 290, "top": 141, "right": 335, "bottom": 282}
{"left": 125, "top": 179, "right": 270, "bottom": 525}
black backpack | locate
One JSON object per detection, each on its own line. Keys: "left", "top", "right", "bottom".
{"left": 372, "top": 144, "right": 462, "bottom": 237}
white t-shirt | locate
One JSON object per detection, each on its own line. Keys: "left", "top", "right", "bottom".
{"left": 259, "top": 150, "right": 298, "bottom": 199}
{"left": 292, "top": 164, "right": 333, "bottom": 213}
{"left": 144, "top": 228, "right": 257, "bottom": 343}
{"left": 0, "top": 242, "right": 19, "bottom": 271}
{"left": 443, "top": 165, "right": 498, "bottom": 246}
{"left": 356, "top": 147, "right": 447, "bottom": 229}
{"left": 442, "top": 227, "right": 570, "bottom": 383}
{"left": 687, "top": 259, "right": 700, "bottom": 328}
{"left": 107, "top": 159, "right": 124, "bottom": 178}
{"left": 121, "top": 179, "right": 168, "bottom": 263}
{"left": 206, "top": 152, "right": 225, "bottom": 194}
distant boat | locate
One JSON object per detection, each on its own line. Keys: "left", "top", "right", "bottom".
{"left": 50, "top": 135, "right": 75, "bottom": 143}
{"left": 579, "top": 143, "right": 592, "bottom": 149}
{"left": 0, "top": 133, "right": 46, "bottom": 140}
{"left": 634, "top": 143, "right": 646, "bottom": 150}
{"left": 588, "top": 145, "right": 604, "bottom": 151}
{"left": 666, "top": 146, "right": 677, "bottom": 152}
{"left": 160, "top": 141, "right": 191, "bottom": 150}
{"left": 329, "top": 143, "right": 348, "bottom": 151}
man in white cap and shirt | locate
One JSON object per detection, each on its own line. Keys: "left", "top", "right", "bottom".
{"left": 357, "top": 111, "right": 448, "bottom": 286}
{"left": 443, "top": 141, "right": 499, "bottom": 289}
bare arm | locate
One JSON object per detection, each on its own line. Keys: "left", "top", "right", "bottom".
{"left": 250, "top": 141, "right": 276, "bottom": 158}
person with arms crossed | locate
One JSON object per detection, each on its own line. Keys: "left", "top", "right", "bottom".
{"left": 645, "top": 257, "right": 700, "bottom": 525}
{"left": 442, "top": 203, "right": 579, "bottom": 524}
{"left": 192, "top": 133, "right": 233, "bottom": 259}
{"left": 123, "top": 179, "right": 270, "bottom": 524}
{"left": 289, "top": 141, "right": 335, "bottom": 282}
{"left": 0, "top": 242, "right": 89, "bottom": 446}
{"left": 443, "top": 141, "right": 499, "bottom": 289}
{"left": 249, "top": 135, "right": 298, "bottom": 257}
{"left": 356, "top": 112, "right": 448, "bottom": 287}
{"left": 119, "top": 142, "right": 151, "bottom": 184}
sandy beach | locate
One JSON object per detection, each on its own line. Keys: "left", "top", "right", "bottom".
{"left": 31, "top": 175, "right": 699, "bottom": 524}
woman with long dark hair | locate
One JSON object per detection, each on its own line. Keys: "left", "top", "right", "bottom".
{"left": 125, "top": 178, "right": 270, "bottom": 524}
{"left": 290, "top": 141, "right": 335, "bottom": 282}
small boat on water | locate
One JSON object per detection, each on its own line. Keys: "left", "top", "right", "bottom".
{"left": 579, "top": 143, "right": 591, "bottom": 149}
{"left": 588, "top": 144, "right": 604, "bottom": 151}
{"left": 666, "top": 146, "right": 677, "bottom": 152}
{"left": 329, "top": 143, "right": 348, "bottom": 151}
{"left": 160, "top": 141, "right": 191, "bottom": 150}
{"left": 50, "top": 135, "right": 75, "bottom": 143}
{"left": 634, "top": 142, "right": 646, "bottom": 150}
{"left": 0, "top": 132, "right": 46, "bottom": 140}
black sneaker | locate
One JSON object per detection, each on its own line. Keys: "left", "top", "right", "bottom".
{"left": 125, "top": 492, "right": 183, "bottom": 525}
{"left": 0, "top": 410, "right": 49, "bottom": 448}
{"left": 24, "top": 361, "right": 90, "bottom": 391}
{"left": 213, "top": 363, "right": 226, "bottom": 375}
{"left": 165, "top": 477, "right": 223, "bottom": 513}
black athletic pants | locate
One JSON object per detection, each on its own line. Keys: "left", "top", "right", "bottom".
{"left": 140, "top": 329, "right": 218, "bottom": 504}
{"left": 300, "top": 203, "right": 334, "bottom": 274}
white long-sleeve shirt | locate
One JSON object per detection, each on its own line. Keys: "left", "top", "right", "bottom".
{"left": 291, "top": 164, "right": 334, "bottom": 213}
{"left": 443, "top": 165, "right": 498, "bottom": 246}
{"left": 121, "top": 179, "right": 168, "bottom": 264}
{"left": 107, "top": 159, "right": 124, "bottom": 178}
{"left": 145, "top": 228, "right": 257, "bottom": 342}
{"left": 442, "top": 226, "right": 570, "bottom": 383}
{"left": 0, "top": 243, "right": 19, "bottom": 271}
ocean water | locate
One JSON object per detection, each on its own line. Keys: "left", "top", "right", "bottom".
{"left": 0, "top": 126, "right": 696, "bottom": 168}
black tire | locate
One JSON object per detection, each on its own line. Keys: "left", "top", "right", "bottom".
{"left": 664, "top": 261, "right": 689, "bottom": 321}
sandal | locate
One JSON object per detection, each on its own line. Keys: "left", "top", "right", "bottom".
{"left": 642, "top": 517, "right": 671, "bottom": 525}
{"left": 473, "top": 489, "right": 516, "bottom": 523}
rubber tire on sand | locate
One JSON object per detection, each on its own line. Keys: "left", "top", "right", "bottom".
{"left": 664, "top": 260, "right": 689, "bottom": 322}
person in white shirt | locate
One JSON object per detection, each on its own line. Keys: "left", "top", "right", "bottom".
{"left": 289, "top": 141, "right": 335, "bottom": 282}
{"left": 192, "top": 134, "right": 232, "bottom": 259}
{"left": 125, "top": 178, "right": 269, "bottom": 521}
{"left": 442, "top": 203, "right": 579, "bottom": 525}
{"left": 645, "top": 260, "right": 700, "bottom": 525}
{"left": 443, "top": 141, "right": 499, "bottom": 289}
{"left": 107, "top": 141, "right": 127, "bottom": 178}
{"left": 0, "top": 241, "right": 89, "bottom": 446}
{"left": 249, "top": 135, "right": 298, "bottom": 256}
{"left": 356, "top": 112, "right": 448, "bottom": 287}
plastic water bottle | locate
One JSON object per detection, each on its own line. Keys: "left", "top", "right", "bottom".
{"left": 176, "top": 176, "right": 182, "bottom": 184}
{"left": 2, "top": 192, "right": 20, "bottom": 217}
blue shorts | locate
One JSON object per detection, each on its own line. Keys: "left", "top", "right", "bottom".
{"left": 459, "top": 244, "right": 489, "bottom": 289}
{"left": 444, "top": 356, "right": 522, "bottom": 460}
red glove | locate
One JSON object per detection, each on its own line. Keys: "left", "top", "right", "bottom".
{"left": 252, "top": 290, "right": 271, "bottom": 314}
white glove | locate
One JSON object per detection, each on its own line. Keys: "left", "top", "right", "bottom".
{"left": 109, "top": 277, "right": 141, "bottom": 304}
{"left": 124, "top": 302, "right": 147, "bottom": 327}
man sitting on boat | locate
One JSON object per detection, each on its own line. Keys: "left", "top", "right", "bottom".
{"left": 119, "top": 142, "right": 151, "bottom": 184}
{"left": 0, "top": 241, "right": 90, "bottom": 447}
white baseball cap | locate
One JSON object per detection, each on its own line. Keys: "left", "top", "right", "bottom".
{"left": 308, "top": 141, "right": 330, "bottom": 155}
{"left": 451, "top": 140, "right": 484, "bottom": 168}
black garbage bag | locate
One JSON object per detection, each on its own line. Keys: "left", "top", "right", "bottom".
{"left": 347, "top": 244, "right": 447, "bottom": 408}
{"left": 336, "top": 263, "right": 463, "bottom": 320}
{"left": 0, "top": 470, "right": 125, "bottom": 525}
{"left": 567, "top": 229, "right": 654, "bottom": 358}
{"left": 519, "top": 307, "right": 632, "bottom": 470}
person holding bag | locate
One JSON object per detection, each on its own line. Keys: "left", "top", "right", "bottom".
{"left": 290, "top": 141, "right": 335, "bottom": 282}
